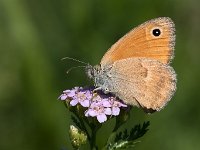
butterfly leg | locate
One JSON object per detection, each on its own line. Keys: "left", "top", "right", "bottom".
{"left": 93, "top": 87, "right": 102, "bottom": 92}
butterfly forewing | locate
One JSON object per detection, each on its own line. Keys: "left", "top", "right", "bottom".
{"left": 100, "top": 17, "right": 175, "bottom": 66}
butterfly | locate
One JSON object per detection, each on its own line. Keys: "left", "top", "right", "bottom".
{"left": 86, "top": 17, "right": 177, "bottom": 113}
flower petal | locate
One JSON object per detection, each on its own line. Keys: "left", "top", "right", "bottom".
{"left": 112, "top": 107, "right": 120, "bottom": 116}
{"left": 60, "top": 94, "right": 68, "bottom": 100}
{"left": 88, "top": 110, "right": 98, "bottom": 117}
{"left": 63, "top": 90, "right": 71, "bottom": 93}
{"left": 120, "top": 103, "right": 127, "bottom": 107}
{"left": 104, "top": 108, "right": 112, "bottom": 115}
{"left": 97, "top": 114, "right": 107, "bottom": 123}
{"left": 68, "top": 91, "right": 76, "bottom": 97}
{"left": 70, "top": 99, "right": 78, "bottom": 106}
{"left": 80, "top": 100, "right": 90, "bottom": 107}
{"left": 103, "top": 100, "right": 112, "bottom": 107}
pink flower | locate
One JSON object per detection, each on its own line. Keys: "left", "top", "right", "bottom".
{"left": 107, "top": 97, "right": 127, "bottom": 116}
{"left": 59, "top": 87, "right": 78, "bottom": 100}
{"left": 85, "top": 101, "right": 112, "bottom": 123}
{"left": 59, "top": 86, "right": 128, "bottom": 123}
{"left": 70, "top": 90, "right": 92, "bottom": 107}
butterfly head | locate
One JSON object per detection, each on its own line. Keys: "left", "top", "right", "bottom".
{"left": 86, "top": 64, "right": 100, "bottom": 80}
{"left": 86, "top": 64, "right": 113, "bottom": 94}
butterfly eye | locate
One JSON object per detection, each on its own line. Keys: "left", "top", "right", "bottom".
{"left": 105, "top": 88, "right": 109, "bottom": 92}
{"left": 152, "top": 28, "right": 161, "bottom": 37}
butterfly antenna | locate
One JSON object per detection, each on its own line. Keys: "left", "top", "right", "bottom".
{"left": 66, "top": 66, "right": 86, "bottom": 74}
{"left": 61, "top": 57, "right": 88, "bottom": 65}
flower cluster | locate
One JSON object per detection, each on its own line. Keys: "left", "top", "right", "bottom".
{"left": 59, "top": 87, "right": 127, "bottom": 123}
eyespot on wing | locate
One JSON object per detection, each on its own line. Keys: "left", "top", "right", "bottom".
{"left": 101, "top": 17, "right": 175, "bottom": 66}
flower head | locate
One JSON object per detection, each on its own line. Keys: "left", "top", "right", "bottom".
{"left": 59, "top": 87, "right": 93, "bottom": 107}
{"left": 59, "top": 87, "right": 128, "bottom": 123}
{"left": 85, "top": 100, "right": 112, "bottom": 123}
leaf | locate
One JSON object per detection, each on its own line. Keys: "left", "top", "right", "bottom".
{"left": 107, "top": 121, "right": 150, "bottom": 150}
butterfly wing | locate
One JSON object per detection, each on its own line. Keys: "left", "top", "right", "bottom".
{"left": 100, "top": 17, "right": 175, "bottom": 66}
{"left": 108, "top": 58, "right": 176, "bottom": 112}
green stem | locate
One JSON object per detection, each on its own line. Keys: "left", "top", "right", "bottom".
{"left": 90, "top": 127, "right": 98, "bottom": 150}
{"left": 78, "top": 115, "right": 91, "bottom": 141}
{"left": 89, "top": 119, "right": 102, "bottom": 150}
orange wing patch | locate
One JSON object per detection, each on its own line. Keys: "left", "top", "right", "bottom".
{"left": 100, "top": 17, "right": 175, "bottom": 66}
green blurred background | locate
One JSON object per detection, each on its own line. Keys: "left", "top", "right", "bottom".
{"left": 0, "top": 0, "right": 200, "bottom": 150}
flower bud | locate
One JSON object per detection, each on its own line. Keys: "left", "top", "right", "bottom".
{"left": 69, "top": 125, "right": 87, "bottom": 149}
